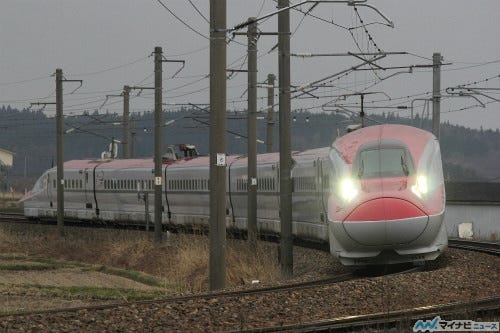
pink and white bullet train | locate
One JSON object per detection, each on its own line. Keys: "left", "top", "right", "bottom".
{"left": 22, "top": 124, "right": 447, "bottom": 266}
{"left": 328, "top": 124, "right": 447, "bottom": 265}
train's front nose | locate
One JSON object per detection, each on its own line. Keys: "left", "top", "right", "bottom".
{"left": 342, "top": 197, "right": 428, "bottom": 246}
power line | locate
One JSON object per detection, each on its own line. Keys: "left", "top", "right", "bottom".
{"left": 155, "top": 0, "right": 209, "bottom": 40}
{"left": 351, "top": 5, "right": 383, "bottom": 53}
{"left": 456, "top": 74, "right": 500, "bottom": 88}
{"left": 187, "top": 0, "right": 209, "bottom": 23}
{"left": 442, "top": 100, "right": 498, "bottom": 114}
{"left": 443, "top": 59, "right": 500, "bottom": 72}
{"left": 165, "top": 46, "right": 209, "bottom": 57}
{"left": 256, "top": 0, "right": 267, "bottom": 17}
{"left": 406, "top": 52, "right": 433, "bottom": 61}
{"left": 66, "top": 55, "right": 149, "bottom": 77}
{"left": 446, "top": 58, "right": 500, "bottom": 66}
{"left": 291, "top": 3, "right": 316, "bottom": 37}
{"left": 0, "top": 74, "right": 52, "bottom": 87}
{"left": 166, "top": 75, "right": 210, "bottom": 93}
{"left": 278, "top": 0, "right": 349, "bottom": 30}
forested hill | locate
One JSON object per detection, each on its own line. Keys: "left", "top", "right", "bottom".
{"left": 0, "top": 105, "right": 499, "bottom": 190}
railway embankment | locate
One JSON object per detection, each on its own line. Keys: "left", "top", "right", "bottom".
{"left": 0, "top": 222, "right": 498, "bottom": 331}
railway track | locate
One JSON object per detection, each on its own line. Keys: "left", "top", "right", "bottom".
{"left": 0, "top": 212, "right": 26, "bottom": 222}
{"left": 449, "top": 238, "right": 500, "bottom": 256}
{"left": 0, "top": 264, "right": 421, "bottom": 319}
{"left": 0, "top": 213, "right": 497, "bottom": 331}
{"left": 232, "top": 296, "right": 500, "bottom": 333}
{"left": 3, "top": 212, "right": 499, "bottom": 257}
{"left": 1, "top": 263, "right": 494, "bottom": 332}
{"left": 3, "top": 212, "right": 499, "bottom": 260}
{"left": 0, "top": 272, "right": 355, "bottom": 318}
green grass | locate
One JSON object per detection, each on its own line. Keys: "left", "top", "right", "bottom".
{"left": 0, "top": 256, "right": 86, "bottom": 270}
{"left": 0, "top": 283, "right": 170, "bottom": 306}
{"left": 0, "top": 255, "right": 172, "bottom": 290}
{"left": 0, "top": 263, "right": 60, "bottom": 271}
{"left": 95, "top": 266, "right": 165, "bottom": 288}
{"left": 25, "top": 284, "right": 170, "bottom": 301}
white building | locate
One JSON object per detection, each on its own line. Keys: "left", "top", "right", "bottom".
{"left": 0, "top": 148, "right": 14, "bottom": 167}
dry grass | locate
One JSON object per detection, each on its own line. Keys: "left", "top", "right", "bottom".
{"left": 0, "top": 192, "right": 22, "bottom": 211}
{"left": 0, "top": 224, "right": 281, "bottom": 293}
{"left": 0, "top": 192, "right": 22, "bottom": 200}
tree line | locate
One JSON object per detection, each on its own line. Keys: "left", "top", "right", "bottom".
{"left": 1, "top": 105, "right": 498, "bottom": 191}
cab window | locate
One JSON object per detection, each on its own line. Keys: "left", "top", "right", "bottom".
{"left": 355, "top": 147, "right": 413, "bottom": 179}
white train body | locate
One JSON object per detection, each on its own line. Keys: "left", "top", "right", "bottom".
{"left": 22, "top": 124, "right": 447, "bottom": 266}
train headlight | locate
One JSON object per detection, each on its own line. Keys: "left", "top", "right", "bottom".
{"left": 339, "top": 178, "right": 358, "bottom": 202}
{"left": 411, "top": 175, "right": 428, "bottom": 198}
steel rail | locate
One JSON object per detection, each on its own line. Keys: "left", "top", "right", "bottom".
{"left": 0, "top": 272, "right": 356, "bottom": 318}
{"left": 449, "top": 238, "right": 500, "bottom": 256}
{"left": 0, "top": 212, "right": 27, "bottom": 221}
{"left": 4, "top": 213, "right": 499, "bottom": 258}
{"left": 0, "top": 260, "right": 424, "bottom": 318}
{"left": 231, "top": 296, "right": 500, "bottom": 333}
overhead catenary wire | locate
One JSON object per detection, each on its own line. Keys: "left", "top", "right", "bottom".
{"left": 155, "top": 0, "right": 209, "bottom": 40}
{"left": 11, "top": 67, "right": 498, "bottom": 121}
{"left": 272, "top": 0, "right": 349, "bottom": 30}
{"left": 4, "top": 7, "right": 500, "bottom": 127}
{"left": 256, "top": 0, "right": 267, "bottom": 17}
{"left": 187, "top": 0, "right": 209, "bottom": 24}
{"left": 0, "top": 74, "right": 52, "bottom": 87}
{"left": 443, "top": 59, "right": 500, "bottom": 72}
{"left": 66, "top": 55, "right": 149, "bottom": 77}
{"left": 165, "top": 46, "right": 209, "bottom": 57}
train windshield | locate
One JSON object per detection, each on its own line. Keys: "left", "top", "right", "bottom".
{"left": 355, "top": 148, "right": 413, "bottom": 179}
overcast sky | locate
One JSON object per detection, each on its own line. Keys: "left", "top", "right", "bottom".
{"left": 1, "top": 0, "right": 499, "bottom": 130}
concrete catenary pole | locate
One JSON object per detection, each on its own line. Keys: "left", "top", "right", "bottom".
{"left": 130, "top": 118, "right": 136, "bottom": 158}
{"left": 154, "top": 46, "right": 163, "bottom": 243}
{"left": 278, "top": 0, "right": 293, "bottom": 277}
{"left": 209, "top": 0, "right": 227, "bottom": 290}
{"left": 55, "top": 68, "right": 64, "bottom": 238}
{"left": 432, "top": 52, "right": 442, "bottom": 139}
{"left": 123, "top": 85, "right": 130, "bottom": 159}
{"left": 266, "top": 74, "right": 276, "bottom": 153}
{"left": 247, "top": 18, "right": 258, "bottom": 249}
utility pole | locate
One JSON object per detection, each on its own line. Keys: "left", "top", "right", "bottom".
{"left": 154, "top": 46, "right": 163, "bottom": 243}
{"left": 411, "top": 98, "right": 432, "bottom": 125}
{"left": 278, "top": 0, "right": 293, "bottom": 277}
{"left": 234, "top": 21, "right": 279, "bottom": 251}
{"left": 432, "top": 52, "right": 442, "bottom": 139}
{"left": 110, "top": 137, "right": 116, "bottom": 158}
{"left": 266, "top": 74, "right": 276, "bottom": 153}
{"left": 105, "top": 88, "right": 129, "bottom": 159}
{"left": 130, "top": 118, "right": 136, "bottom": 158}
{"left": 247, "top": 18, "right": 258, "bottom": 249}
{"left": 31, "top": 69, "right": 82, "bottom": 238}
{"left": 123, "top": 85, "right": 130, "bottom": 159}
{"left": 55, "top": 69, "right": 64, "bottom": 238}
{"left": 131, "top": 49, "right": 184, "bottom": 242}
{"left": 209, "top": 0, "right": 227, "bottom": 291}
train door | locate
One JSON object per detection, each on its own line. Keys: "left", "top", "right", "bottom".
{"left": 84, "top": 168, "right": 92, "bottom": 209}
{"left": 164, "top": 164, "right": 174, "bottom": 223}
{"left": 256, "top": 162, "right": 280, "bottom": 229}
{"left": 319, "top": 157, "right": 332, "bottom": 224}
{"left": 46, "top": 171, "right": 54, "bottom": 207}
{"left": 227, "top": 158, "right": 244, "bottom": 228}
{"left": 291, "top": 158, "right": 318, "bottom": 223}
